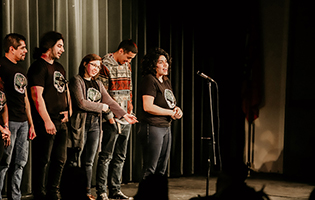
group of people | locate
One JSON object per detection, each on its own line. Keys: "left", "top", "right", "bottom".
{"left": 0, "top": 31, "right": 182, "bottom": 200}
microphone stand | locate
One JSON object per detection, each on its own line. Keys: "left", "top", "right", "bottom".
{"left": 201, "top": 79, "right": 218, "bottom": 197}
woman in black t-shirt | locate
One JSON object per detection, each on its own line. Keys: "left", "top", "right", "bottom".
{"left": 135, "top": 48, "right": 183, "bottom": 200}
{"left": 69, "top": 54, "right": 137, "bottom": 200}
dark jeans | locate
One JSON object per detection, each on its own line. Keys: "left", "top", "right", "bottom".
{"left": 81, "top": 114, "right": 100, "bottom": 194}
{"left": 138, "top": 123, "right": 172, "bottom": 179}
{"left": 32, "top": 120, "right": 68, "bottom": 199}
{"left": 96, "top": 121, "right": 131, "bottom": 195}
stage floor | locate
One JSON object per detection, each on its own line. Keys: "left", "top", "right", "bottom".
{"left": 90, "top": 175, "right": 315, "bottom": 200}
{"left": 13, "top": 174, "right": 315, "bottom": 200}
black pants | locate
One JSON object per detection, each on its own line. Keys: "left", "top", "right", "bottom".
{"left": 0, "top": 138, "right": 4, "bottom": 161}
{"left": 32, "top": 120, "right": 68, "bottom": 198}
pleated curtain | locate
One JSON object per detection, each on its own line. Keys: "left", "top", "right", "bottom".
{"left": 1, "top": 0, "right": 201, "bottom": 196}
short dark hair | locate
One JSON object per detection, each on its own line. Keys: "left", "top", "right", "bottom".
{"left": 33, "top": 31, "right": 64, "bottom": 59}
{"left": 141, "top": 47, "right": 172, "bottom": 77}
{"left": 3, "top": 33, "right": 26, "bottom": 53}
{"left": 78, "top": 54, "right": 102, "bottom": 80}
{"left": 117, "top": 39, "right": 138, "bottom": 54}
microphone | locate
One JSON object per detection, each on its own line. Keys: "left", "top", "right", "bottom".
{"left": 197, "top": 71, "right": 215, "bottom": 82}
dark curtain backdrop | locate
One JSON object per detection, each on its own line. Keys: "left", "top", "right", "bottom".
{"left": 0, "top": 0, "right": 253, "bottom": 197}
{"left": 284, "top": 0, "right": 315, "bottom": 181}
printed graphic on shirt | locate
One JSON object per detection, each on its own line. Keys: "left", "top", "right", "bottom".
{"left": 14, "top": 73, "right": 27, "bottom": 94}
{"left": 87, "top": 88, "right": 101, "bottom": 103}
{"left": 53, "top": 71, "right": 66, "bottom": 93}
{"left": 0, "top": 91, "right": 6, "bottom": 112}
{"left": 105, "top": 63, "right": 132, "bottom": 113}
{"left": 164, "top": 89, "right": 176, "bottom": 109}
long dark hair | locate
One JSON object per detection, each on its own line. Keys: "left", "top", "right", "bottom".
{"left": 33, "top": 31, "right": 64, "bottom": 59}
{"left": 141, "top": 47, "right": 172, "bottom": 78}
{"left": 78, "top": 54, "right": 102, "bottom": 80}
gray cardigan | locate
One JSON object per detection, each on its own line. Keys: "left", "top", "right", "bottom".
{"left": 69, "top": 74, "right": 126, "bottom": 151}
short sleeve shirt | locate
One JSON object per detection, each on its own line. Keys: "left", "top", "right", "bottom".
{"left": 141, "top": 74, "right": 176, "bottom": 127}
{"left": 0, "top": 57, "right": 28, "bottom": 122}
{"left": 27, "top": 58, "right": 68, "bottom": 121}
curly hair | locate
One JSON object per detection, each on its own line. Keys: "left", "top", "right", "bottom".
{"left": 141, "top": 48, "right": 172, "bottom": 77}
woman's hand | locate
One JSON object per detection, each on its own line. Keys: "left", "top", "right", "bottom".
{"left": 102, "top": 104, "right": 109, "bottom": 112}
{"left": 172, "top": 107, "right": 183, "bottom": 120}
{"left": 123, "top": 114, "right": 138, "bottom": 124}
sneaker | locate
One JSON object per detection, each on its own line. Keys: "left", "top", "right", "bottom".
{"left": 97, "top": 193, "right": 109, "bottom": 200}
{"left": 109, "top": 191, "right": 130, "bottom": 199}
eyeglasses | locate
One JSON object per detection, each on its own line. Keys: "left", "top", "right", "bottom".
{"left": 89, "top": 62, "right": 101, "bottom": 70}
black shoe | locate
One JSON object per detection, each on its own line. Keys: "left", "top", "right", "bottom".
{"left": 46, "top": 191, "right": 61, "bottom": 200}
{"left": 33, "top": 192, "right": 46, "bottom": 200}
{"left": 109, "top": 191, "right": 130, "bottom": 199}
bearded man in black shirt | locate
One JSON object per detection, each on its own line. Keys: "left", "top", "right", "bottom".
{"left": 27, "top": 31, "right": 71, "bottom": 200}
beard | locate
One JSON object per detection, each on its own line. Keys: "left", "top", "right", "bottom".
{"left": 51, "top": 50, "right": 62, "bottom": 60}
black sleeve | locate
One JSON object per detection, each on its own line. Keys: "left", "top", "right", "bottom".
{"left": 141, "top": 75, "right": 157, "bottom": 98}
{"left": 27, "top": 62, "right": 47, "bottom": 88}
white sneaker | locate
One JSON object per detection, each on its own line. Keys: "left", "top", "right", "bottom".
{"left": 97, "top": 193, "right": 109, "bottom": 200}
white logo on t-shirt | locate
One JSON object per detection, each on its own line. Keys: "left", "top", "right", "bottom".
{"left": 14, "top": 73, "right": 27, "bottom": 94}
{"left": 53, "top": 71, "right": 66, "bottom": 93}
{"left": 87, "top": 88, "right": 101, "bottom": 103}
{"left": 0, "top": 91, "right": 6, "bottom": 111}
{"left": 164, "top": 89, "right": 176, "bottom": 109}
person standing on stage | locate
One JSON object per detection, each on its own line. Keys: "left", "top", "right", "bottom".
{"left": 96, "top": 39, "right": 137, "bottom": 200}
{"left": 0, "top": 33, "right": 36, "bottom": 200}
{"left": 27, "top": 31, "right": 70, "bottom": 200}
{"left": 69, "top": 54, "right": 137, "bottom": 200}
{"left": 134, "top": 48, "right": 183, "bottom": 200}
{"left": 0, "top": 81, "right": 10, "bottom": 163}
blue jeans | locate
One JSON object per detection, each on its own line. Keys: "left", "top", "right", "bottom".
{"left": 96, "top": 121, "right": 131, "bottom": 195}
{"left": 81, "top": 114, "right": 100, "bottom": 194}
{"left": 139, "top": 123, "right": 172, "bottom": 179}
{"left": 0, "top": 121, "right": 29, "bottom": 200}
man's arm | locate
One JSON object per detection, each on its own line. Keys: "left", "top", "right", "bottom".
{"left": 1, "top": 104, "right": 10, "bottom": 147}
{"left": 60, "top": 84, "right": 72, "bottom": 123}
{"left": 30, "top": 86, "right": 56, "bottom": 135}
{"left": 25, "top": 90, "right": 36, "bottom": 140}
{"left": 128, "top": 63, "right": 133, "bottom": 114}
{"left": 1, "top": 103, "right": 8, "bottom": 128}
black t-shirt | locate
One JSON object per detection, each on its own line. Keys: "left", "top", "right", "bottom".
{"left": 0, "top": 81, "right": 6, "bottom": 126}
{"left": 140, "top": 74, "right": 176, "bottom": 127}
{"left": 0, "top": 57, "right": 28, "bottom": 122}
{"left": 0, "top": 80, "right": 4, "bottom": 152}
{"left": 83, "top": 78, "right": 101, "bottom": 117}
{"left": 27, "top": 58, "right": 68, "bottom": 122}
